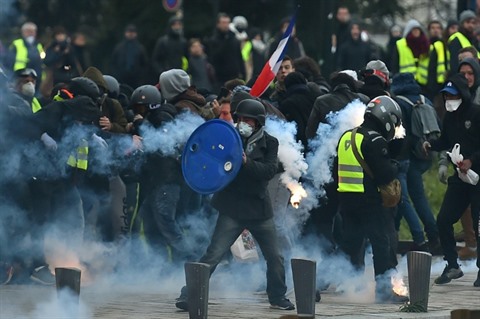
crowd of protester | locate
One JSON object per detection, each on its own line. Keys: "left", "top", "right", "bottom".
{"left": 1, "top": 5, "right": 480, "bottom": 310}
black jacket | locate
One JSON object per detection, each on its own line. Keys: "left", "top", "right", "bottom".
{"left": 306, "top": 84, "right": 369, "bottom": 140}
{"left": 110, "top": 39, "right": 148, "bottom": 88}
{"left": 152, "top": 30, "right": 187, "bottom": 75}
{"left": 337, "top": 37, "right": 371, "bottom": 71}
{"left": 211, "top": 131, "right": 278, "bottom": 220}
{"left": 430, "top": 74, "right": 480, "bottom": 173}
{"left": 279, "top": 82, "right": 315, "bottom": 149}
{"left": 206, "top": 29, "right": 245, "bottom": 83}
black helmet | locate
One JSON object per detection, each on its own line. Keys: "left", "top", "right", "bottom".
{"left": 234, "top": 99, "right": 266, "bottom": 126}
{"left": 69, "top": 77, "right": 100, "bottom": 100}
{"left": 364, "top": 95, "right": 402, "bottom": 141}
{"left": 103, "top": 75, "right": 120, "bottom": 98}
{"left": 130, "top": 85, "right": 162, "bottom": 109}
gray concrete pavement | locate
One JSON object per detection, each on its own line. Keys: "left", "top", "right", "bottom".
{"left": 0, "top": 257, "right": 480, "bottom": 319}
{"left": 1, "top": 267, "right": 479, "bottom": 319}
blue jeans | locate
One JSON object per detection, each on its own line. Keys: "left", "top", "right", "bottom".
{"left": 199, "top": 214, "right": 287, "bottom": 303}
{"left": 407, "top": 158, "right": 439, "bottom": 242}
{"left": 395, "top": 160, "right": 425, "bottom": 244}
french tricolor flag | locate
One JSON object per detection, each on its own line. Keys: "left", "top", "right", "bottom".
{"left": 250, "top": 12, "right": 297, "bottom": 97}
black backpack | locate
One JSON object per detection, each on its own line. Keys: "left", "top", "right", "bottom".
{"left": 396, "top": 95, "right": 441, "bottom": 160}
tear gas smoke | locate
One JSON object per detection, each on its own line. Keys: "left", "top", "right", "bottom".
{"left": 141, "top": 112, "right": 205, "bottom": 156}
{"left": 305, "top": 99, "right": 366, "bottom": 191}
{"left": 264, "top": 116, "right": 309, "bottom": 207}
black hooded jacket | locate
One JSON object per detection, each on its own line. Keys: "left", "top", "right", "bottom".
{"left": 429, "top": 73, "right": 480, "bottom": 173}
{"left": 458, "top": 57, "right": 480, "bottom": 105}
{"left": 279, "top": 72, "right": 316, "bottom": 149}
{"left": 306, "top": 78, "right": 369, "bottom": 140}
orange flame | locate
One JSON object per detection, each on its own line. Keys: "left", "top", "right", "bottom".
{"left": 391, "top": 276, "right": 408, "bottom": 296}
{"left": 289, "top": 183, "right": 307, "bottom": 209}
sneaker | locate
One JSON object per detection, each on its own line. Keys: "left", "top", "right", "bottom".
{"left": 434, "top": 265, "right": 464, "bottom": 284}
{"left": 458, "top": 246, "right": 477, "bottom": 260}
{"left": 376, "top": 291, "right": 409, "bottom": 304}
{"left": 474, "top": 271, "right": 480, "bottom": 287}
{"left": 175, "top": 287, "right": 188, "bottom": 311}
{"left": 30, "top": 265, "right": 55, "bottom": 285}
{"left": 270, "top": 298, "right": 295, "bottom": 310}
{"left": 0, "top": 263, "right": 14, "bottom": 285}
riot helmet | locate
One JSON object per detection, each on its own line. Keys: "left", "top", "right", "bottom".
{"left": 364, "top": 95, "right": 402, "bottom": 141}
{"left": 69, "top": 77, "right": 100, "bottom": 100}
{"left": 234, "top": 99, "right": 266, "bottom": 126}
{"left": 103, "top": 75, "right": 120, "bottom": 99}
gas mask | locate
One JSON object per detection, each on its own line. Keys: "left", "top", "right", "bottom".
{"left": 237, "top": 121, "right": 254, "bottom": 138}
{"left": 21, "top": 82, "right": 35, "bottom": 97}
{"left": 445, "top": 99, "right": 462, "bottom": 112}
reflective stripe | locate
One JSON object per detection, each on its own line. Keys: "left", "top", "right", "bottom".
{"left": 338, "top": 176, "right": 364, "bottom": 184}
{"left": 31, "top": 97, "right": 41, "bottom": 113}
{"left": 396, "top": 38, "right": 429, "bottom": 85}
{"left": 431, "top": 40, "right": 448, "bottom": 84}
{"left": 11, "top": 39, "right": 44, "bottom": 71}
{"left": 337, "top": 131, "right": 365, "bottom": 193}
{"left": 338, "top": 164, "right": 363, "bottom": 173}
{"left": 397, "top": 38, "right": 417, "bottom": 74}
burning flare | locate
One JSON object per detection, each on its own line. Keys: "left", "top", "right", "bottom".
{"left": 391, "top": 275, "right": 409, "bottom": 296}
{"left": 289, "top": 182, "right": 308, "bottom": 209}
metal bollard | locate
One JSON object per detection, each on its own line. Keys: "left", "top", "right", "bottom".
{"left": 407, "top": 251, "right": 432, "bottom": 311}
{"left": 291, "top": 258, "right": 316, "bottom": 318}
{"left": 55, "top": 267, "right": 81, "bottom": 301}
{"left": 185, "top": 262, "right": 210, "bottom": 319}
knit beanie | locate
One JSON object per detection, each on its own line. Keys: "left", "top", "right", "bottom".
{"left": 459, "top": 10, "right": 476, "bottom": 25}
{"left": 366, "top": 60, "right": 390, "bottom": 84}
{"left": 159, "top": 69, "right": 191, "bottom": 102}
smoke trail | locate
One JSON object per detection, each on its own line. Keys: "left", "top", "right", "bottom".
{"left": 264, "top": 116, "right": 309, "bottom": 203}
{"left": 305, "top": 99, "right": 366, "bottom": 192}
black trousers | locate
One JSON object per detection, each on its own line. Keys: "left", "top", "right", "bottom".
{"left": 437, "top": 175, "right": 480, "bottom": 268}
{"left": 339, "top": 195, "right": 396, "bottom": 278}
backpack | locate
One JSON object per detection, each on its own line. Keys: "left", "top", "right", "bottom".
{"left": 396, "top": 95, "right": 441, "bottom": 160}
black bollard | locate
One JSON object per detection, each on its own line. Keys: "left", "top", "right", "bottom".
{"left": 407, "top": 251, "right": 432, "bottom": 312}
{"left": 185, "top": 262, "right": 210, "bottom": 319}
{"left": 291, "top": 258, "right": 316, "bottom": 318}
{"left": 55, "top": 267, "right": 81, "bottom": 302}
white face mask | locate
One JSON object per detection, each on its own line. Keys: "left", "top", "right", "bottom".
{"left": 21, "top": 82, "right": 35, "bottom": 97}
{"left": 25, "top": 36, "right": 35, "bottom": 44}
{"left": 237, "top": 121, "right": 254, "bottom": 138}
{"left": 445, "top": 99, "right": 462, "bottom": 112}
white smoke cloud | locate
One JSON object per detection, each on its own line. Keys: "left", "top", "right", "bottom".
{"left": 305, "top": 99, "right": 366, "bottom": 191}
{"left": 264, "top": 116, "right": 309, "bottom": 203}
{"left": 141, "top": 112, "right": 205, "bottom": 156}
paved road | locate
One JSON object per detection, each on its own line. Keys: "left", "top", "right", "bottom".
{"left": 1, "top": 259, "right": 479, "bottom": 319}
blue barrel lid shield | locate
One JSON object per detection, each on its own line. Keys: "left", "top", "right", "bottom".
{"left": 182, "top": 119, "right": 243, "bottom": 194}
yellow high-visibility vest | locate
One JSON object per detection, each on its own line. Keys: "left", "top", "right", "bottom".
{"left": 241, "top": 40, "right": 252, "bottom": 62}
{"left": 337, "top": 131, "right": 365, "bottom": 193}
{"left": 448, "top": 31, "right": 480, "bottom": 59}
{"left": 67, "top": 139, "right": 89, "bottom": 170}
{"left": 11, "top": 39, "right": 44, "bottom": 71}
{"left": 181, "top": 56, "right": 189, "bottom": 71}
{"left": 396, "top": 38, "right": 429, "bottom": 85}
{"left": 31, "top": 97, "right": 41, "bottom": 113}
{"left": 430, "top": 40, "right": 449, "bottom": 84}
